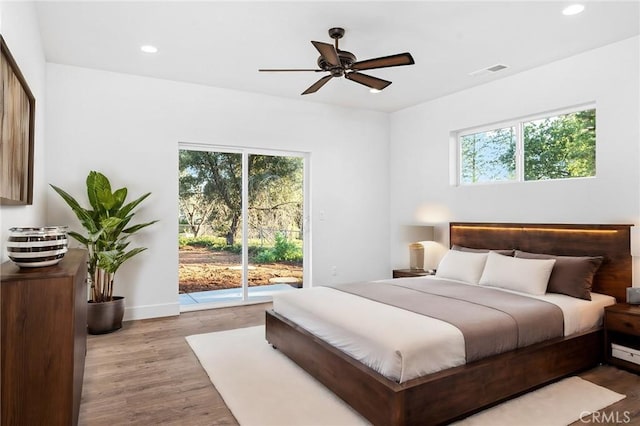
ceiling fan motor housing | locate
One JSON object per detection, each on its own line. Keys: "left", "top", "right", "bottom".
{"left": 317, "top": 50, "right": 357, "bottom": 75}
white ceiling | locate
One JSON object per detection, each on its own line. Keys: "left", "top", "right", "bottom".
{"left": 35, "top": 1, "right": 640, "bottom": 113}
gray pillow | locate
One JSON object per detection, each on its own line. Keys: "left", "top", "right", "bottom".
{"left": 514, "top": 250, "right": 604, "bottom": 300}
{"left": 452, "top": 245, "right": 514, "bottom": 257}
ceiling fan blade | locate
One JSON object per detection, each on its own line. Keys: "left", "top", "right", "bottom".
{"left": 345, "top": 72, "right": 391, "bottom": 91}
{"left": 302, "top": 75, "right": 333, "bottom": 95}
{"left": 259, "top": 69, "right": 323, "bottom": 72}
{"left": 311, "top": 41, "right": 341, "bottom": 67}
{"left": 351, "top": 53, "right": 415, "bottom": 71}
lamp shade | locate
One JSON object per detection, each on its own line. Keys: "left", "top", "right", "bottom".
{"left": 401, "top": 225, "right": 434, "bottom": 243}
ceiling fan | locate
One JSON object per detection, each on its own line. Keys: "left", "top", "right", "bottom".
{"left": 259, "top": 27, "right": 415, "bottom": 95}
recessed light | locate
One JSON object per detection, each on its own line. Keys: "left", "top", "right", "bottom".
{"left": 140, "top": 45, "right": 158, "bottom": 54}
{"left": 369, "top": 88, "right": 382, "bottom": 94}
{"left": 562, "top": 4, "right": 585, "bottom": 16}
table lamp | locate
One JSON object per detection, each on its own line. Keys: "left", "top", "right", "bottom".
{"left": 402, "top": 225, "right": 435, "bottom": 270}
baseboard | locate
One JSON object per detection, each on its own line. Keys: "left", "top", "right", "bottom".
{"left": 124, "top": 302, "right": 180, "bottom": 321}
{"left": 180, "top": 297, "right": 272, "bottom": 313}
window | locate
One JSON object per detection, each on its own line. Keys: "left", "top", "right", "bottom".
{"left": 460, "top": 126, "right": 516, "bottom": 184}
{"left": 458, "top": 107, "right": 596, "bottom": 185}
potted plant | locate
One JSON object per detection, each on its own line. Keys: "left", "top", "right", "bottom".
{"left": 51, "top": 171, "right": 158, "bottom": 334}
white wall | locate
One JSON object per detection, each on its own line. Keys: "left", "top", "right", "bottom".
{"left": 389, "top": 36, "right": 640, "bottom": 282}
{"left": 45, "top": 64, "right": 390, "bottom": 320}
{"left": 7, "top": 7, "right": 637, "bottom": 319}
{"left": 0, "top": 1, "right": 48, "bottom": 261}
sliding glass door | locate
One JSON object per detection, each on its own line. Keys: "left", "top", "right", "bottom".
{"left": 178, "top": 145, "right": 306, "bottom": 307}
{"left": 247, "top": 154, "right": 304, "bottom": 299}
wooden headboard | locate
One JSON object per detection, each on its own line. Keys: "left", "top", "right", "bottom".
{"left": 450, "top": 222, "right": 632, "bottom": 302}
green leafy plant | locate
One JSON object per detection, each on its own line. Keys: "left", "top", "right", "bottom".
{"left": 51, "top": 171, "right": 158, "bottom": 302}
{"left": 254, "top": 233, "right": 302, "bottom": 264}
{"left": 254, "top": 248, "right": 277, "bottom": 264}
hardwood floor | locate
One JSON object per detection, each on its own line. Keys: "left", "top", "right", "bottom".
{"left": 79, "top": 303, "right": 640, "bottom": 425}
{"left": 79, "top": 303, "right": 268, "bottom": 425}
{"left": 571, "top": 366, "right": 640, "bottom": 426}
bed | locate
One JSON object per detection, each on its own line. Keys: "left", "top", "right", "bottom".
{"left": 265, "top": 222, "right": 632, "bottom": 425}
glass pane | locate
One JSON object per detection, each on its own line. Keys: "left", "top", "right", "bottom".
{"left": 523, "top": 109, "right": 596, "bottom": 181}
{"left": 460, "top": 127, "right": 516, "bottom": 184}
{"left": 247, "top": 154, "right": 304, "bottom": 300}
{"left": 178, "top": 150, "right": 244, "bottom": 305}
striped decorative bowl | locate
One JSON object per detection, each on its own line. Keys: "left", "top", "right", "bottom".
{"left": 7, "top": 226, "right": 69, "bottom": 268}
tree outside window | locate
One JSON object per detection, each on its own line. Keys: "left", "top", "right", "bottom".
{"left": 458, "top": 107, "right": 595, "bottom": 185}
{"left": 523, "top": 109, "right": 595, "bottom": 181}
{"left": 460, "top": 127, "right": 515, "bottom": 184}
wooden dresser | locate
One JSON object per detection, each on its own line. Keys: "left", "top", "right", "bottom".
{"left": 1, "top": 248, "right": 88, "bottom": 426}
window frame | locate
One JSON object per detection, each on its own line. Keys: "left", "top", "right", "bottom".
{"left": 455, "top": 103, "right": 596, "bottom": 186}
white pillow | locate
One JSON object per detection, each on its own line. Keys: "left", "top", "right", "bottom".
{"left": 479, "top": 251, "right": 556, "bottom": 295}
{"left": 435, "top": 250, "right": 488, "bottom": 285}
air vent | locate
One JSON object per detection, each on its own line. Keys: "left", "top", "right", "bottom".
{"left": 468, "top": 63, "right": 509, "bottom": 77}
{"left": 487, "top": 64, "right": 507, "bottom": 72}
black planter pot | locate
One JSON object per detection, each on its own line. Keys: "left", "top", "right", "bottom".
{"left": 87, "top": 296, "right": 125, "bottom": 335}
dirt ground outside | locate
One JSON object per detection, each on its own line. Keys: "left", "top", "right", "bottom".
{"left": 179, "top": 246, "right": 303, "bottom": 293}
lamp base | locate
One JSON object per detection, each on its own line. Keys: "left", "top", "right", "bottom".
{"left": 409, "top": 243, "right": 425, "bottom": 270}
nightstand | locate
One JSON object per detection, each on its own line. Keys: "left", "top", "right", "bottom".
{"left": 604, "top": 303, "right": 640, "bottom": 374}
{"left": 392, "top": 269, "right": 434, "bottom": 278}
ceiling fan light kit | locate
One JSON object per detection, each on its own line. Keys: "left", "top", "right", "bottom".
{"left": 259, "top": 27, "right": 415, "bottom": 95}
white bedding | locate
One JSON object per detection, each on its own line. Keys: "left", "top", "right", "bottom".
{"left": 272, "top": 276, "right": 615, "bottom": 383}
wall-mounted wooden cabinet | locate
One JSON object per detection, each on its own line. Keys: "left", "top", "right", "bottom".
{"left": 1, "top": 249, "right": 88, "bottom": 426}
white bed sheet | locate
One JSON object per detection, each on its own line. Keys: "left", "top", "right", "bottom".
{"left": 271, "top": 276, "right": 615, "bottom": 383}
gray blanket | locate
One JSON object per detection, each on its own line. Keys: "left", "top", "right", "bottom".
{"left": 323, "top": 278, "right": 564, "bottom": 362}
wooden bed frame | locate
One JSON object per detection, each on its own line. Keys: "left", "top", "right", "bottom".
{"left": 265, "top": 222, "right": 632, "bottom": 425}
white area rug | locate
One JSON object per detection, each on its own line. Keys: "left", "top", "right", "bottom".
{"left": 186, "top": 326, "right": 625, "bottom": 426}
